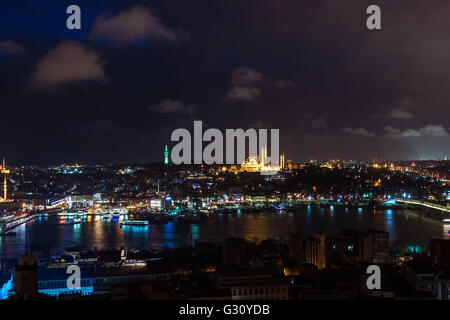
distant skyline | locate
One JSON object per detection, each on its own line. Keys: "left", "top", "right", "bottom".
{"left": 2, "top": 1, "right": 450, "bottom": 165}
{"left": 5, "top": 154, "right": 450, "bottom": 168}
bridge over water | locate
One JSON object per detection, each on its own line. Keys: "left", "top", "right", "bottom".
{"left": 395, "top": 199, "right": 450, "bottom": 212}
{"left": 394, "top": 199, "right": 450, "bottom": 223}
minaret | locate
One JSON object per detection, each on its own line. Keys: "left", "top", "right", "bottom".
{"left": 1, "top": 157, "right": 10, "bottom": 201}
{"left": 260, "top": 147, "right": 267, "bottom": 172}
{"left": 164, "top": 145, "right": 169, "bottom": 166}
{"left": 260, "top": 147, "right": 266, "bottom": 166}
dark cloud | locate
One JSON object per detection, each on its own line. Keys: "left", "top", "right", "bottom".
{"left": 89, "top": 6, "right": 178, "bottom": 45}
{"left": 341, "top": 127, "right": 376, "bottom": 138}
{"left": 226, "top": 86, "right": 261, "bottom": 101}
{"left": 0, "top": 41, "right": 25, "bottom": 55}
{"left": 148, "top": 99, "right": 195, "bottom": 115}
{"left": 311, "top": 116, "right": 327, "bottom": 129}
{"left": 29, "top": 40, "right": 108, "bottom": 90}
{"left": 387, "top": 108, "right": 415, "bottom": 120}
{"left": 230, "top": 66, "right": 264, "bottom": 86}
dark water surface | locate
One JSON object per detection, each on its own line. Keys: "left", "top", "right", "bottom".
{"left": 1, "top": 206, "right": 448, "bottom": 260}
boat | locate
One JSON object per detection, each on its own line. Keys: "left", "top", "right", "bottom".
{"left": 64, "top": 218, "right": 81, "bottom": 225}
{"left": 36, "top": 213, "right": 49, "bottom": 217}
{"left": 120, "top": 220, "right": 150, "bottom": 227}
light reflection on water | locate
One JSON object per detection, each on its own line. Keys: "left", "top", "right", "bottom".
{"left": 0, "top": 207, "right": 447, "bottom": 260}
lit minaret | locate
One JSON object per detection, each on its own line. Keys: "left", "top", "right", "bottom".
{"left": 164, "top": 145, "right": 169, "bottom": 166}
{"left": 260, "top": 147, "right": 266, "bottom": 166}
{"left": 1, "top": 157, "right": 10, "bottom": 201}
{"left": 280, "top": 153, "right": 285, "bottom": 170}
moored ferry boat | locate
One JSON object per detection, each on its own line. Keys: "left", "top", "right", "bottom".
{"left": 120, "top": 220, "right": 150, "bottom": 227}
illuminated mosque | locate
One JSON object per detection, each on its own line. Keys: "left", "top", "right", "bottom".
{"left": 240, "top": 148, "right": 285, "bottom": 173}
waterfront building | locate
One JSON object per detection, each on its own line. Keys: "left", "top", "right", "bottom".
{"left": 6, "top": 260, "right": 171, "bottom": 298}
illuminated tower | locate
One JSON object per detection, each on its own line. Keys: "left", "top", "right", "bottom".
{"left": 1, "top": 157, "right": 10, "bottom": 201}
{"left": 260, "top": 147, "right": 266, "bottom": 166}
{"left": 280, "top": 153, "right": 285, "bottom": 171}
{"left": 164, "top": 145, "right": 169, "bottom": 166}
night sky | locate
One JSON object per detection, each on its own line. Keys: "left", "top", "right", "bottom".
{"left": 2, "top": 0, "right": 450, "bottom": 165}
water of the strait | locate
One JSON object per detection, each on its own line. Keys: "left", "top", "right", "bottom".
{"left": 0, "top": 206, "right": 448, "bottom": 261}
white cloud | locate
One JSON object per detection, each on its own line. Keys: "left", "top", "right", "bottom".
{"left": 387, "top": 107, "right": 415, "bottom": 119}
{"left": 341, "top": 127, "right": 376, "bottom": 137}
{"left": 230, "top": 66, "right": 264, "bottom": 86}
{"left": 89, "top": 6, "right": 177, "bottom": 45}
{"left": 29, "top": 40, "right": 107, "bottom": 90}
{"left": 225, "top": 66, "right": 294, "bottom": 101}
{"left": 226, "top": 86, "right": 261, "bottom": 101}
{"left": 225, "top": 66, "right": 264, "bottom": 101}
{"left": 384, "top": 125, "right": 448, "bottom": 138}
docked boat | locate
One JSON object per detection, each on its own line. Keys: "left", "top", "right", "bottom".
{"left": 102, "top": 214, "right": 112, "bottom": 221}
{"left": 120, "top": 220, "right": 150, "bottom": 227}
{"left": 64, "top": 218, "right": 81, "bottom": 225}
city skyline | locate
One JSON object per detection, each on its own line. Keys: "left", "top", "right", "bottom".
{"left": 3, "top": 1, "right": 450, "bottom": 306}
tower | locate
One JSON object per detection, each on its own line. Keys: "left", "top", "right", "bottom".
{"left": 280, "top": 153, "right": 285, "bottom": 171}
{"left": 260, "top": 147, "right": 266, "bottom": 167}
{"left": 0, "top": 157, "right": 10, "bottom": 201}
{"left": 164, "top": 145, "right": 169, "bottom": 166}
{"left": 14, "top": 253, "right": 38, "bottom": 300}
